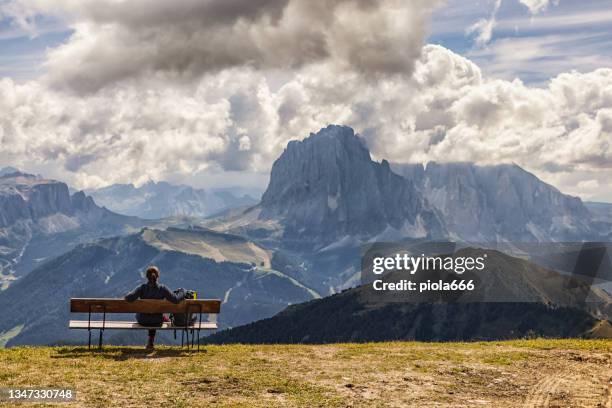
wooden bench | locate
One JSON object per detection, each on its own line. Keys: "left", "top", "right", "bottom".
{"left": 69, "top": 298, "right": 221, "bottom": 350}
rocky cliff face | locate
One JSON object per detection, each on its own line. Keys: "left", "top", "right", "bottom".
{"left": 393, "top": 162, "right": 597, "bottom": 242}
{"left": 0, "top": 171, "right": 146, "bottom": 289}
{"left": 0, "top": 172, "right": 105, "bottom": 228}
{"left": 260, "top": 125, "right": 445, "bottom": 245}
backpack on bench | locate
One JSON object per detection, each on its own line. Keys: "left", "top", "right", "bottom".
{"left": 170, "top": 289, "right": 198, "bottom": 327}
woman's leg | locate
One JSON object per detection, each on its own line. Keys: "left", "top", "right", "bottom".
{"left": 147, "top": 329, "right": 156, "bottom": 349}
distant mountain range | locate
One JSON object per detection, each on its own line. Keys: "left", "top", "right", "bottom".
{"left": 0, "top": 168, "right": 261, "bottom": 290}
{"left": 210, "top": 125, "right": 607, "bottom": 248}
{"left": 205, "top": 248, "right": 612, "bottom": 344}
{"left": 0, "top": 170, "right": 149, "bottom": 289}
{"left": 86, "top": 181, "right": 259, "bottom": 219}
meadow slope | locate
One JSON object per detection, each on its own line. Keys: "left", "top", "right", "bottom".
{"left": 0, "top": 340, "right": 611, "bottom": 407}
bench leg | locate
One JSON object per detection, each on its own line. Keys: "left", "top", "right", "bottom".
{"left": 197, "top": 310, "right": 202, "bottom": 352}
{"left": 88, "top": 306, "right": 92, "bottom": 350}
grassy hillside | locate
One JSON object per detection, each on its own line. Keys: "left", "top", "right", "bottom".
{"left": 206, "top": 248, "right": 612, "bottom": 344}
{"left": 1, "top": 340, "right": 610, "bottom": 407}
{"left": 142, "top": 227, "right": 272, "bottom": 267}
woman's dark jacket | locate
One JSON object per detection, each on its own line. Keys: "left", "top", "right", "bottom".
{"left": 124, "top": 282, "right": 185, "bottom": 326}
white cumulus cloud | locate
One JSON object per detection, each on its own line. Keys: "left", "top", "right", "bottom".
{"left": 1, "top": 0, "right": 437, "bottom": 93}
{"left": 0, "top": 0, "right": 611, "bottom": 201}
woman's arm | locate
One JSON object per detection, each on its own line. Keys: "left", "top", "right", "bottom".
{"left": 124, "top": 284, "right": 144, "bottom": 302}
{"left": 161, "top": 286, "right": 185, "bottom": 304}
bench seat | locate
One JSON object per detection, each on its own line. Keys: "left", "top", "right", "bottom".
{"left": 69, "top": 297, "right": 222, "bottom": 349}
{"left": 70, "top": 298, "right": 221, "bottom": 313}
{"left": 69, "top": 320, "right": 218, "bottom": 330}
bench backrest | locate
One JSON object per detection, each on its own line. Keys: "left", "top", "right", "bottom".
{"left": 70, "top": 298, "right": 221, "bottom": 314}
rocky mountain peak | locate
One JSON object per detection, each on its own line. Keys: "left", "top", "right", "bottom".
{"left": 280, "top": 125, "right": 371, "bottom": 175}
{"left": 0, "top": 173, "right": 105, "bottom": 228}
{"left": 259, "top": 125, "right": 445, "bottom": 245}
{"left": 70, "top": 191, "right": 99, "bottom": 212}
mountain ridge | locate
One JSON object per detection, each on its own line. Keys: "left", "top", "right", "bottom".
{"left": 204, "top": 248, "right": 612, "bottom": 344}
{"left": 393, "top": 161, "right": 596, "bottom": 242}
{"left": 87, "top": 180, "right": 258, "bottom": 219}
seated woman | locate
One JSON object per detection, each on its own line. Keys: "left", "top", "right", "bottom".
{"left": 124, "top": 266, "right": 185, "bottom": 350}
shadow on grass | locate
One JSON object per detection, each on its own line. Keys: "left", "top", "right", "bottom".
{"left": 52, "top": 346, "right": 205, "bottom": 361}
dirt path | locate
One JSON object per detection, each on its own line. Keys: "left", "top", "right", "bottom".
{"left": 523, "top": 354, "right": 611, "bottom": 408}
{"left": 523, "top": 362, "right": 578, "bottom": 408}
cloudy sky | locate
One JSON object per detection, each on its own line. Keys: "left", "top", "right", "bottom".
{"left": 0, "top": 0, "right": 611, "bottom": 201}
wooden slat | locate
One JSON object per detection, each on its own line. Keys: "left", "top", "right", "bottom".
{"left": 69, "top": 320, "right": 218, "bottom": 330}
{"left": 70, "top": 298, "right": 221, "bottom": 314}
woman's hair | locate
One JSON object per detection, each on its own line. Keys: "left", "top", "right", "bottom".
{"left": 146, "top": 266, "right": 160, "bottom": 283}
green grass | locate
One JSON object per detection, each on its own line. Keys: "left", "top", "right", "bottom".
{"left": 0, "top": 339, "right": 610, "bottom": 407}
